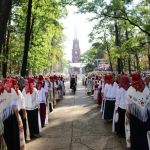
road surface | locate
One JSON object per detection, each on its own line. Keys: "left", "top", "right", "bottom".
{"left": 27, "top": 81, "right": 126, "bottom": 150}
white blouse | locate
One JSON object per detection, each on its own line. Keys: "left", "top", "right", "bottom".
{"left": 22, "top": 88, "right": 40, "bottom": 110}
{"left": 37, "top": 88, "right": 46, "bottom": 104}
{"left": 104, "top": 82, "right": 118, "bottom": 99}
{"left": 17, "top": 90, "right": 25, "bottom": 111}
{"left": 115, "top": 87, "right": 127, "bottom": 110}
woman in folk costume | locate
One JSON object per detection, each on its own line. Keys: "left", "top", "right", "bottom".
{"left": 44, "top": 77, "right": 50, "bottom": 125}
{"left": 86, "top": 76, "right": 93, "bottom": 95}
{"left": 36, "top": 81, "right": 46, "bottom": 128}
{"left": 2, "top": 78, "right": 20, "bottom": 150}
{"left": 93, "top": 80, "right": 99, "bottom": 101}
{"left": 12, "top": 79, "right": 27, "bottom": 149}
{"left": 58, "top": 76, "right": 63, "bottom": 99}
{"left": 22, "top": 77, "right": 40, "bottom": 138}
{"left": 0, "top": 81, "right": 7, "bottom": 150}
{"left": 18, "top": 81, "right": 30, "bottom": 142}
{"left": 100, "top": 74, "right": 108, "bottom": 113}
{"left": 112, "top": 75, "right": 130, "bottom": 137}
{"left": 126, "top": 73, "right": 150, "bottom": 150}
{"left": 60, "top": 76, "right": 65, "bottom": 96}
{"left": 52, "top": 76, "right": 57, "bottom": 107}
{"left": 55, "top": 77, "right": 61, "bottom": 101}
{"left": 102, "top": 74, "right": 118, "bottom": 120}
{"left": 144, "top": 76, "right": 150, "bottom": 90}
{"left": 97, "top": 75, "right": 103, "bottom": 105}
{"left": 49, "top": 76, "right": 54, "bottom": 111}
{"left": 54, "top": 76, "right": 60, "bottom": 104}
{"left": 48, "top": 76, "right": 53, "bottom": 112}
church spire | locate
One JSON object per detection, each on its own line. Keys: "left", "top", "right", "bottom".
{"left": 72, "top": 27, "right": 80, "bottom": 63}
{"left": 74, "top": 27, "right": 78, "bottom": 40}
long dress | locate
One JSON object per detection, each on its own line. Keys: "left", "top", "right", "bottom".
{"left": 2, "top": 89, "right": 20, "bottom": 150}
{"left": 112, "top": 87, "right": 127, "bottom": 137}
{"left": 102, "top": 82, "right": 118, "bottom": 120}
{"left": 37, "top": 88, "right": 46, "bottom": 128}
{"left": 126, "top": 86, "right": 150, "bottom": 150}
{"left": 22, "top": 88, "right": 40, "bottom": 138}
{"left": 97, "top": 80, "right": 103, "bottom": 105}
{"left": 86, "top": 79, "right": 93, "bottom": 95}
{"left": 93, "top": 83, "right": 99, "bottom": 100}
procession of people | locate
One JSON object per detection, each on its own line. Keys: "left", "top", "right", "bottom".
{"left": 84, "top": 71, "right": 150, "bottom": 150}
{"left": 1, "top": 71, "right": 150, "bottom": 150}
{"left": 0, "top": 74, "right": 65, "bottom": 150}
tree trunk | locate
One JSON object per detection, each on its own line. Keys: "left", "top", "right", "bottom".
{"left": 0, "top": 0, "right": 12, "bottom": 78}
{"left": 106, "top": 43, "right": 113, "bottom": 72}
{"left": 125, "top": 28, "right": 131, "bottom": 75}
{"left": 0, "top": 0, "right": 12, "bottom": 55}
{"left": 135, "top": 52, "right": 140, "bottom": 71}
{"left": 2, "top": 18, "right": 11, "bottom": 77}
{"left": 114, "top": 22, "right": 122, "bottom": 74}
{"left": 128, "top": 55, "right": 131, "bottom": 74}
{"left": 21, "top": 0, "right": 32, "bottom": 77}
{"left": 147, "top": 36, "right": 150, "bottom": 70}
{"left": 104, "top": 32, "right": 113, "bottom": 72}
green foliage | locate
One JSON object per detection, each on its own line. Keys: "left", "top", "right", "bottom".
{"left": 4, "top": 0, "right": 67, "bottom": 75}
{"left": 66, "top": 0, "right": 150, "bottom": 72}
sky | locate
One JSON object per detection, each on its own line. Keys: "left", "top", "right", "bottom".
{"left": 61, "top": 0, "right": 142, "bottom": 61}
{"left": 61, "top": 6, "right": 94, "bottom": 61}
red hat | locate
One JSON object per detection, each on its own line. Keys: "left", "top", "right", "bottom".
{"left": 12, "top": 79, "right": 17, "bottom": 85}
{"left": 37, "top": 81, "right": 42, "bottom": 85}
{"left": 131, "top": 73, "right": 145, "bottom": 92}
{"left": 0, "top": 81, "right": 4, "bottom": 95}
{"left": 27, "top": 77, "right": 34, "bottom": 84}
{"left": 96, "top": 75, "right": 99, "bottom": 80}
{"left": 119, "top": 75, "right": 130, "bottom": 90}
{"left": 54, "top": 75, "right": 57, "bottom": 80}
{"left": 50, "top": 76, "right": 53, "bottom": 80}
{"left": 38, "top": 75, "right": 44, "bottom": 81}
{"left": 104, "top": 74, "right": 113, "bottom": 84}
{"left": 131, "top": 72, "right": 141, "bottom": 82}
{"left": 3, "top": 78, "right": 12, "bottom": 84}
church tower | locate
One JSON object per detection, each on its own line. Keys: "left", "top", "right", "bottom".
{"left": 72, "top": 29, "right": 80, "bottom": 63}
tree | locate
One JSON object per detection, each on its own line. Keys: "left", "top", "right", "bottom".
{"left": 65, "top": 0, "right": 149, "bottom": 73}
{"left": 0, "top": 0, "right": 12, "bottom": 77}
{"left": 21, "top": 0, "right": 32, "bottom": 77}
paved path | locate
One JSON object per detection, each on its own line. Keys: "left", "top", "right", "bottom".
{"left": 27, "top": 82, "right": 126, "bottom": 150}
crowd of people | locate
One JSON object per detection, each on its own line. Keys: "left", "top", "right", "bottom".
{"left": 0, "top": 74, "right": 65, "bottom": 150}
{"left": 84, "top": 71, "right": 150, "bottom": 150}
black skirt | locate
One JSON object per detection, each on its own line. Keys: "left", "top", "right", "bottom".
{"left": 26, "top": 108, "right": 39, "bottom": 137}
{"left": 116, "top": 107, "right": 126, "bottom": 137}
{"left": 104, "top": 100, "right": 115, "bottom": 120}
{"left": 3, "top": 114, "right": 20, "bottom": 150}
{"left": 130, "top": 114, "right": 150, "bottom": 150}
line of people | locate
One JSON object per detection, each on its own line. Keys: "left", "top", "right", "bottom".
{"left": 85, "top": 72, "right": 150, "bottom": 150}
{"left": 0, "top": 75, "right": 65, "bottom": 150}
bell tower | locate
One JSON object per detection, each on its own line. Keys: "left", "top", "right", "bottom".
{"left": 72, "top": 29, "right": 80, "bottom": 63}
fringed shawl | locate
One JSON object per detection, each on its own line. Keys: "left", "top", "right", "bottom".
{"left": 0, "top": 89, "right": 17, "bottom": 121}
{"left": 126, "top": 86, "right": 150, "bottom": 122}
{"left": 0, "top": 117, "right": 4, "bottom": 135}
{"left": 0, "top": 90, "right": 10, "bottom": 113}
